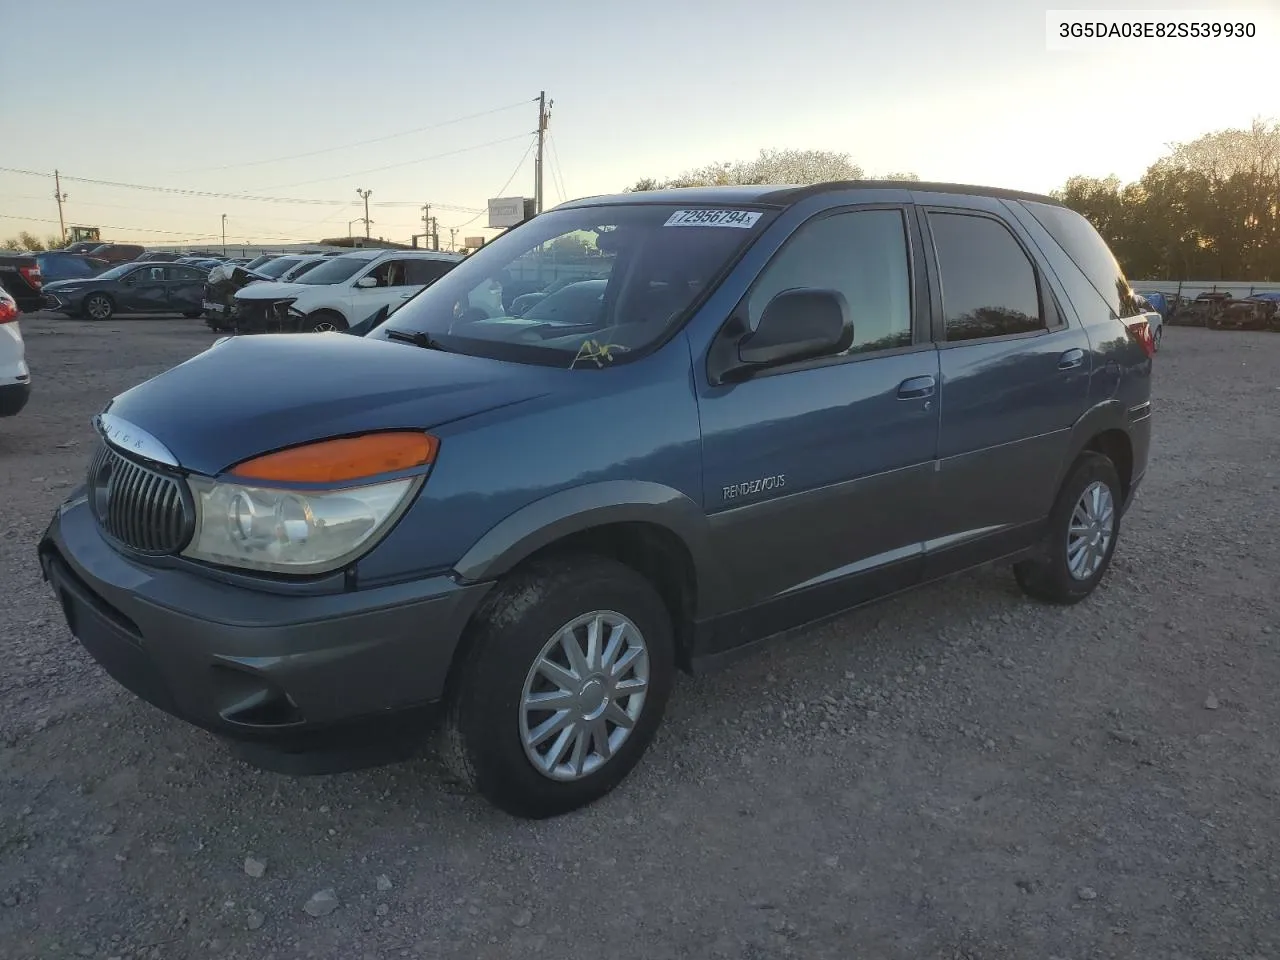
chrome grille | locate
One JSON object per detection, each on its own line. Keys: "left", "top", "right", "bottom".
{"left": 88, "top": 443, "right": 194, "bottom": 555}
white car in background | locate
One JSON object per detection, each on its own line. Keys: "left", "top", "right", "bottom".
{"left": 0, "top": 288, "right": 31, "bottom": 417}
{"left": 1134, "top": 293, "right": 1164, "bottom": 352}
{"left": 233, "top": 249, "right": 463, "bottom": 333}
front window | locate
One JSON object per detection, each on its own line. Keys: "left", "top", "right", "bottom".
{"left": 370, "top": 203, "right": 771, "bottom": 367}
{"left": 294, "top": 257, "right": 372, "bottom": 285}
{"left": 94, "top": 263, "right": 135, "bottom": 281}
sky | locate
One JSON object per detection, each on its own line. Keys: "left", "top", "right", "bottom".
{"left": 1, "top": 0, "right": 1276, "bottom": 248}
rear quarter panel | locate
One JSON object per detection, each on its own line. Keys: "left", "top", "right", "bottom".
{"left": 1003, "top": 200, "right": 1152, "bottom": 486}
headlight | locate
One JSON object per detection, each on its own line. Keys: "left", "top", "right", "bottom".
{"left": 183, "top": 476, "right": 419, "bottom": 574}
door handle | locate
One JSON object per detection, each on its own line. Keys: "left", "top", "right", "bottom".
{"left": 1058, "top": 348, "right": 1085, "bottom": 370}
{"left": 896, "top": 375, "right": 936, "bottom": 400}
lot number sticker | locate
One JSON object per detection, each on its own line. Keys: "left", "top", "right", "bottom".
{"left": 664, "top": 209, "right": 762, "bottom": 229}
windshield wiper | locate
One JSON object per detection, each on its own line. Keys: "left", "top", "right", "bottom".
{"left": 383, "top": 327, "right": 450, "bottom": 351}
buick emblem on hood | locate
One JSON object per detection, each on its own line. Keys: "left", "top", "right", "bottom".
{"left": 96, "top": 413, "right": 180, "bottom": 468}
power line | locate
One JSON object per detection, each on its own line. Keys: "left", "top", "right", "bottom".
{"left": 548, "top": 133, "right": 569, "bottom": 203}
{"left": 0, "top": 166, "right": 486, "bottom": 212}
{"left": 451, "top": 137, "right": 537, "bottom": 230}
{"left": 250, "top": 132, "right": 533, "bottom": 192}
{"left": 0, "top": 213, "right": 315, "bottom": 242}
{"left": 170, "top": 98, "right": 536, "bottom": 173}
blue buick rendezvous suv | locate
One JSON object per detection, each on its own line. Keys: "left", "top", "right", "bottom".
{"left": 39, "top": 182, "right": 1154, "bottom": 818}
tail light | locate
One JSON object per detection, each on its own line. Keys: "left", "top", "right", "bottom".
{"left": 18, "top": 264, "right": 42, "bottom": 290}
{"left": 0, "top": 298, "right": 18, "bottom": 324}
{"left": 1124, "top": 316, "right": 1155, "bottom": 358}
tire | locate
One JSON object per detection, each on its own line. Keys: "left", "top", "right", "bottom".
{"left": 83, "top": 293, "right": 114, "bottom": 322}
{"left": 183, "top": 310, "right": 202, "bottom": 319}
{"left": 302, "top": 310, "right": 348, "bottom": 334}
{"left": 1014, "top": 451, "right": 1122, "bottom": 605}
{"left": 441, "top": 553, "right": 675, "bottom": 819}
{"left": 1153, "top": 325, "right": 1163, "bottom": 351}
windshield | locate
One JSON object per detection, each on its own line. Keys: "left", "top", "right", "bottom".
{"left": 370, "top": 203, "right": 770, "bottom": 367}
{"left": 294, "top": 257, "right": 370, "bottom": 285}
{"left": 282, "top": 259, "right": 324, "bottom": 280}
{"left": 255, "top": 257, "right": 303, "bottom": 279}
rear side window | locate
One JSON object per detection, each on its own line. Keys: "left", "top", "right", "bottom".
{"left": 405, "top": 259, "right": 455, "bottom": 286}
{"left": 747, "top": 209, "right": 913, "bottom": 356}
{"left": 928, "top": 212, "right": 1043, "bottom": 342}
{"left": 1021, "top": 201, "right": 1139, "bottom": 318}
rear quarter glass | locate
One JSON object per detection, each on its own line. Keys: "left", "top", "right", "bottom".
{"left": 1020, "top": 201, "right": 1139, "bottom": 317}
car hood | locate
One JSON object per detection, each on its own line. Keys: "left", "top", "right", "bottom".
{"left": 101, "top": 333, "right": 559, "bottom": 475}
{"left": 42, "top": 279, "right": 90, "bottom": 292}
{"left": 234, "top": 281, "right": 307, "bottom": 302}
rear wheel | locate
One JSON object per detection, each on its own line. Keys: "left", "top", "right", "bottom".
{"left": 1014, "top": 451, "right": 1122, "bottom": 605}
{"left": 1153, "top": 325, "right": 1163, "bottom": 351}
{"left": 302, "top": 310, "right": 348, "bottom": 334}
{"left": 83, "top": 294, "right": 113, "bottom": 321}
{"left": 182, "top": 310, "right": 201, "bottom": 319}
{"left": 440, "top": 554, "right": 675, "bottom": 819}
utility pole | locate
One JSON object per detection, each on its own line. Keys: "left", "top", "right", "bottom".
{"left": 429, "top": 216, "right": 439, "bottom": 251}
{"left": 535, "top": 91, "right": 553, "bottom": 214}
{"left": 421, "top": 204, "right": 430, "bottom": 247}
{"left": 53, "top": 170, "right": 68, "bottom": 244}
{"left": 449, "top": 227, "right": 457, "bottom": 251}
{"left": 356, "top": 188, "right": 373, "bottom": 238}
{"left": 221, "top": 214, "right": 227, "bottom": 257}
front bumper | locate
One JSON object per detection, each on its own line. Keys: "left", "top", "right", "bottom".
{"left": 38, "top": 492, "right": 493, "bottom": 772}
{"left": 43, "top": 293, "right": 78, "bottom": 312}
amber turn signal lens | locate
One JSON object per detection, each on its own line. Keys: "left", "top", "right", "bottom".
{"left": 230, "top": 432, "right": 439, "bottom": 484}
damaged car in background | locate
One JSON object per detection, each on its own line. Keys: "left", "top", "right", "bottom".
{"left": 230, "top": 249, "right": 461, "bottom": 334}
{"left": 201, "top": 253, "right": 342, "bottom": 331}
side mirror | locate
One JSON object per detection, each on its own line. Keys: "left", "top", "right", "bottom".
{"left": 354, "top": 276, "right": 379, "bottom": 289}
{"left": 736, "top": 289, "right": 853, "bottom": 369}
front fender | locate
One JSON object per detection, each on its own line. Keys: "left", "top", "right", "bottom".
{"left": 452, "top": 480, "right": 724, "bottom": 617}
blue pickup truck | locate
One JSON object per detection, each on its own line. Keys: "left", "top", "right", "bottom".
{"left": 39, "top": 181, "right": 1154, "bottom": 818}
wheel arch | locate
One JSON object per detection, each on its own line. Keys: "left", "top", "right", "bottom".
{"left": 1060, "top": 400, "right": 1135, "bottom": 500}
{"left": 452, "top": 481, "right": 723, "bottom": 671}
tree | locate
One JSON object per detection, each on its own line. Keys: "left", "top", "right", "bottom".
{"left": 547, "top": 234, "right": 589, "bottom": 257}
{"left": 1053, "top": 119, "right": 1280, "bottom": 282}
{"left": 628, "top": 149, "right": 881, "bottom": 191}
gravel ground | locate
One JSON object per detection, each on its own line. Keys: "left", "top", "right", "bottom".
{"left": 2, "top": 313, "right": 1279, "bottom": 960}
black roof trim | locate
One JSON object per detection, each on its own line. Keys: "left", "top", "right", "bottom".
{"left": 757, "top": 180, "right": 1064, "bottom": 207}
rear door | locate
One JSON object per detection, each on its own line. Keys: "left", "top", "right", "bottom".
{"left": 165, "top": 266, "right": 207, "bottom": 312}
{"left": 120, "top": 266, "right": 169, "bottom": 312}
{"left": 917, "top": 199, "right": 1092, "bottom": 577}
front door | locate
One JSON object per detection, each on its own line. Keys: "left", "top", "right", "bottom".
{"left": 348, "top": 258, "right": 418, "bottom": 323}
{"left": 165, "top": 266, "right": 206, "bottom": 313}
{"left": 918, "top": 204, "right": 1093, "bottom": 578}
{"left": 121, "top": 266, "right": 169, "bottom": 312}
{"left": 696, "top": 206, "right": 940, "bottom": 646}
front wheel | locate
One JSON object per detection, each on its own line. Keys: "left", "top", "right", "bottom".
{"left": 1014, "top": 451, "right": 1122, "bottom": 605}
{"left": 440, "top": 554, "right": 675, "bottom": 819}
{"left": 302, "top": 310, "right": 348, "bottom": 334}
{"left": 83, "top": 294, "right": 113, "bottom": 322}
